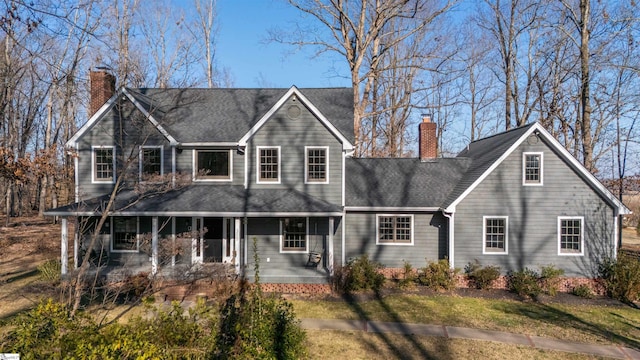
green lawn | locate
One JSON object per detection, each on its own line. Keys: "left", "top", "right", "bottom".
{"left": 290, "top": 293, "right": 640, "bottom": 348}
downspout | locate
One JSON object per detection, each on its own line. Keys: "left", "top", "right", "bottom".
{"left": 443, "top": 210, "right": 455, "bottom": 269}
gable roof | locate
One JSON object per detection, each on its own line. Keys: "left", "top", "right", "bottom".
{"left": 345, "top": 157, "right": 472, "bottom": 209}
{"left": 123, "top": 86, "right": 355, "bottom": 146}
{"left": 443, "top": 122, "right": 630, "bottom": 215}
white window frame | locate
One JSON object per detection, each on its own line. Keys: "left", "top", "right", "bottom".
{"left": 558, "top": 216, "right": 584, "bottom": 256}
{"left": 522, "top": 152, "right": 544, "bottom": 186}
{"left": 482, "top": 216, "right": 509, "bottom": 255}
{"left": 91, "top": 145, "right": 115, "bottom": 184}
{"left": 110, "top": 216, "right": 139, "bottom": 253}
{"left": 192, "top": 149, "right": 233, "bottom": 182}
{"left": 304, "top": 146, "right": 329, "bottom": 184}
{"left": 279, "top": 217, "right": 309, "bottom": 253}
{"left": 376, "top": 214, "right": 414, "bottom": 246}
{"left": 256, "top": 146, "right": 281, "bottom": 184}
{"left": 139, "top": 146, "right": 164, "bottom": 181}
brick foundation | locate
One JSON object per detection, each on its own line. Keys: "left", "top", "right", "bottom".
{"left": 260, "top": 283, "right": 332, "bottom": 294}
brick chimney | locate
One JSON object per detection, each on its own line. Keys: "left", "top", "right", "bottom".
{"left": 419, "top": 115, "right": 437, "bottom": 160}
{"left": 89, "top": 69, "right": 116, "bottom": 116}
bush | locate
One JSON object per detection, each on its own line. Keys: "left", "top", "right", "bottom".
{"left": 507, "top": 268, "right": 542, "bottom": 299}
{"left": 464, "top": 261, "right": 501, "bottom": 290}
{"left": 417, "top": 259, "right": 459, "bottom": 291}
{"left": 38, "top": 259, "right": 61, "bottom": 282}
{"left": 540, "top": 265, "right": 565, "bottom": 296}
{"left": 599, "top": 253, "right": 640, "bottom": 303}
{"left": 572, "top": 284, "right": 594, "bottom": 299}
{"left": 397, "top": 260, "right": 416, "bottom": 288}
{"left": 332, "top": 255, "right": 385, "bottom": 293}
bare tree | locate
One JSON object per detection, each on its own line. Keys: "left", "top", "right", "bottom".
{"left": 191, "top": 0, "right": 219, "bottom": 88}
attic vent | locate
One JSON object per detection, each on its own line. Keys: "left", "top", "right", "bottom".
{"left": 287, "top": 105, "right": 301, "bottom": 119}
{"left": 527, "top": 134, "right": 539, "bottom": 145}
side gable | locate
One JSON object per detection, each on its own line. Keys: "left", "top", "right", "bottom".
{"left": 445, "top": 122, "right": 630, "bottom": 215}
{"left": 66, "top": 88, "right": 178, "bottom": 148}
{"left": 238, "top": 86, "right": 354, "bottom": 151}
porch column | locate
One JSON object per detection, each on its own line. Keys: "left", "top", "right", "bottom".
{"left": 234, "top": 217, "right": 242, "bottom": 274}
{"left": 73, "top": 218, "right": 79, "bottom": 269}
{"left": 151, "top": 216, "right": 158, "bottom": 275}
{"left": 328, "top": 217, "right": 334, "bottom": 275}
{"left": 61, "top": 218, "right": 68, "bottom": 275}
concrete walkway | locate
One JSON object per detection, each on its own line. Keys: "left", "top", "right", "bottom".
{"left": 300, "top": 318, "right": 640, "bottom": 359}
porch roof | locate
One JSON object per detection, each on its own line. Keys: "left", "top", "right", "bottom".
{"left": 45, "top": 185, "right": 343, "bottom": 217}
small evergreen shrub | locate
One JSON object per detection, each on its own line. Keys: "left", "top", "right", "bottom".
{"left": 599, "top": 253, "right": 640, "bottom": 303}
{"left": 572, "top": 284, "right": 594, "bottom": 299}
{"left": 38, "top": 259, "right": 61, "bottom": 282}
{"left": 397, "top": 260, "right": 416, "bottom": 288}
{"left": 464, "top": 261, "right": 501, "bottom": 289}
{"left": 332, "top": 255, "right": 385, "bottom": 293}
{"left": 540, "top": 265, "right": 565, "bottom": 296}
{"left": 507, "top": 268, "right": 542, "bottom": 299}
{"left": 417, "top": 259, "right": 459, "bottom": 291}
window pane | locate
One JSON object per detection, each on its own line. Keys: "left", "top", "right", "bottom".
{"left": 197, "top": 151, "right": 230, "bottom": 178}
{"left": 307, "top": 148, "right": 326, "bottom": 181}
{"left": 525, "top": 154, "right": 541, "bottom": 183}
{"left": 485, "top": 218, "right": 506, "bottom": 252}
{"left": 95, "top": 148, "right": 113, "bottom": 181}
{"left": 113, "top": 217, "right": 137, "bottom": 251}
{"left": 260, "top": 148, "right": 279, "bottom": 181}
{"left": 378, "top": 216, "right": 412, "bottom": 244}
{"left": 560, "top": 219, "right": 581, "bottom": 253}
{"left": 283, "top": 217, "right": 306, "bottom": 251}
{"left": 142, "top": 148, "right": 161, "bottom": 178}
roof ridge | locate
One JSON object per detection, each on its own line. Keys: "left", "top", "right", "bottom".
{"left": 468, "top": 122, "right": 536, "bottom": 145}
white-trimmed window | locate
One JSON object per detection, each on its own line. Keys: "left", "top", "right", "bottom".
{"left": 139, "top": 146, "right": 163, "bottom": 181}
{"left": 483, "top": 216, "right": 508, "bottom": 254}
{"left": 194, "top": 149, "right": 232, "bottom": 181}
{"left": 257, "top": 146, "right": 280, "bottom": 183}
{"left": 523, "top": 152, "right": 543, "bottom": 185}
{"left": 376, "top": 215, "right": 413, "bottom": 245}
{"left": 112, "top": 217, "right": 138, "bottom": 252}
{"left": 92, "top": 146, "right": 115, "bottom": 183}
{"left": 305, "top": 146, "right": 329, "bottom": 183}
{"left": 558, "top": 216, "right": 584, "bottom": 255}
{"left": 280, "top": 217, "right": 308, "bottom": 252}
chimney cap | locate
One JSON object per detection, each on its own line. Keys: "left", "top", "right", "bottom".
{"left": 421, "top": 114, "right": 432, "bottom": 123}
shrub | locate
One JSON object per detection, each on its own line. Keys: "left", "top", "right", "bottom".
{"left": 417, "top": 259, "right": 459, "bottom": 291}
{"left": 464, "top": 261, "right": 501, "bottom": 290}
{"left": 572, "top": 284, "right": 594, "bottom": 299}
{"left": 507, "top": 268, "right": 542, "bottom": 299}
{"left": 599, "top": 253, "right": 640, "bottom": 303}
{"left": 38, "top": 259, "right": 61, "bottom": 282}
{"left": 332, "top": 255, "right": 385, "bottom": 293}
{"left": 397, "top": 260, "right": 416, "bottom": 288}
{"left": 540, "top": 265, "right": 565, "bottom": 296}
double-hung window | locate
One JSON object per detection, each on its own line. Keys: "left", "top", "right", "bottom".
{"left": 140, "top": 146, "right": 163, "bottom": 181}
{"left": 194, "top": 150, "right": 231, "bottom": 181}
{"left": 93, "top": 146, "right": 115, "bottom": 183}
{"left": 305, "top": 146, "right": 328, "bottom": 183}
{"left": 112, "top": 217, "right": 138, "bottom": 252}
{"left": 377, "top": 215, "right": 413, "bottom": 245}
{"left": 523, "top": 152, "right": 543, "bottom": 185}
{"left": 483, "top": 216, "right": 508, "bottom": 254}
{"left": 558, "top": 216, "right": 584, "bottom": 255}
{"left": 257, "top": 146, "right": 280, "bottom": 183}
{"left": 281, "top": 217, "right": 307, "bottom": 252}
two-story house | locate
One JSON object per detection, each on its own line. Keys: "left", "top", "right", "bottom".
{"left": 47, "top": 70, "right": 630, "bottom": 289}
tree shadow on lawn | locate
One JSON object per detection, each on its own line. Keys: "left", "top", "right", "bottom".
{"left": 492, "top": 301, "right": 640, "bottom": 349}
{"left": 341, "top": 292, "right": 450, "bottom": 360}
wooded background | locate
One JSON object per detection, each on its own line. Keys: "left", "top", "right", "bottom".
{"left": 1, "top": 0, "right": 639, "bottom": 222}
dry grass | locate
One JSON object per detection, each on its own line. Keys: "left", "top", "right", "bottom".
{"left": 305, "top": 330, "right": 605, "bottom": 360}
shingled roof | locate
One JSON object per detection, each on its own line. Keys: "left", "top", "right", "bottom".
{"left": 125, "top": 87, "right": 355, "bottom": 144}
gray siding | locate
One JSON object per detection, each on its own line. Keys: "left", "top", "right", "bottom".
{"left": 247, "top": 96, "right": 344, "bottom": 205}
{"left": 453, "top": 135, "right": 616, "bottom": 277}
{"left": 344, "top": 212, "right": 447, "bottom": 268}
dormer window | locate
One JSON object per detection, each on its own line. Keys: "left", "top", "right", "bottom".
{"left": 523, "top": 152, "right": 543, "bottom": 185}
{"left": 92, "top": 146, "right": 115, "bottom": 183}
{"left": 194, "top": 149, "right": 232, "bottom": 181}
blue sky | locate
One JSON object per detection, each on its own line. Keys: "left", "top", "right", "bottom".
{"left": 216, "top": 0, "right": 352, "bottom": 88}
